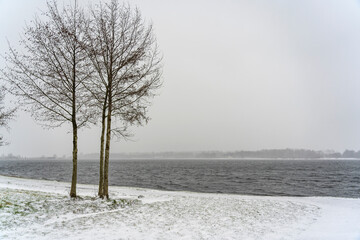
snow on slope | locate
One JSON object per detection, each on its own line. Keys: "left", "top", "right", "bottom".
{"left": 0, "top": 175, "right": 359, "bottom": 240}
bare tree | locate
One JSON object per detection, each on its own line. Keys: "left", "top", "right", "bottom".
{"left": 1, "top": 1, "right": 93, "bottom": 198}
{"left": 0, "top": 88, "right": 15, "bottom": 146}
{"left": 84, "top": 0, "right": 162, "bottom": 199}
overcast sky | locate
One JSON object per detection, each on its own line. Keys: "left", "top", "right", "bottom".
{"left": 1, "top": 0, "right": 360, "bottom": 157}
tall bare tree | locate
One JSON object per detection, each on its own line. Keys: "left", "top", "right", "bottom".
{"left": 84, "top": 1, "right": 162, "bottom": 199}
{"left": 0, "top": 88, "right": 15, "bottom": 146}
{"left": 1, "top": 1, "right": 93, "bottom": 198}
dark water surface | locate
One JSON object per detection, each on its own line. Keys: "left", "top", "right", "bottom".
{"left": 0, "top": 159, "right": 359, "bottom": 198}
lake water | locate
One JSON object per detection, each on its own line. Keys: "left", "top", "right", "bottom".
{"left": 0, "top": 159, "right": 359, "bottom": 198}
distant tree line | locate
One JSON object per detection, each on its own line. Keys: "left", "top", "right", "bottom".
{"left": 76, "top": 149, "right": 360, "bottom": 159}
{"left": 3, "top": 148, "right": 360, "bottom": 160}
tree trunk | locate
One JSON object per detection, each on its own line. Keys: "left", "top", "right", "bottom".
{"left": 98, "top": 104, "right": 107, "bottom": 198}
{"left": 70, "top": 120, "right": 78, "bottom": 198}
{"left": 70, "top": 42, "right": 77, "bottom": 198}
{"left": 103, "top": 92, "right": 112, "bottom": 199}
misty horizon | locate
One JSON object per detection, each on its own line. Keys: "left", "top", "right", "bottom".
{"left": 3, "top": 148, "right": 360, "bottom": 160}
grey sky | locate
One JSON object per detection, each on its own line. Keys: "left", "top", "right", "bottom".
{"left": 1, "top": 0, "right": 360, "bottom": 157}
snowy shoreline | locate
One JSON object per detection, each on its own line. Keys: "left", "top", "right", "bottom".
{"left": 0, "top": 175, "right": 359, "bottom": 240}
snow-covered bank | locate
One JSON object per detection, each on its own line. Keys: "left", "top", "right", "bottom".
{"left": 0, "top": 175, "right": 359, "bottom": 240}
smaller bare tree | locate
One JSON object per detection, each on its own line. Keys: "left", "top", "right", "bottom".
{"left": 0, "top": 88, "right": 15, "bottom": 146}
{"left": 1, "top": 1, "right": 93, "bottom": 198}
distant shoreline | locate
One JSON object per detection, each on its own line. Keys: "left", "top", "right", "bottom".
{"left": 1, "top": 157, "right": 360, "bottom": 161}
{"left": 3, "top": 148, "right": 360, "bottom": 160}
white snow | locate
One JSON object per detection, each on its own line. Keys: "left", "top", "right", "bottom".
{"left": 0, "top": 175, "right": 359, "bottom": 240}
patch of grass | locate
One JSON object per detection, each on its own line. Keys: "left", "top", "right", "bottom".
{"left": 0, "top": 200, "right": 13, "bottom": 208}
{"left": 0, "top": 188, "right": 141, "bottom": 219}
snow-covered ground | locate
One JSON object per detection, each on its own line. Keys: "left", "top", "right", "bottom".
{"left": 0, "top": 175, "right": 359, "bottom": 240}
